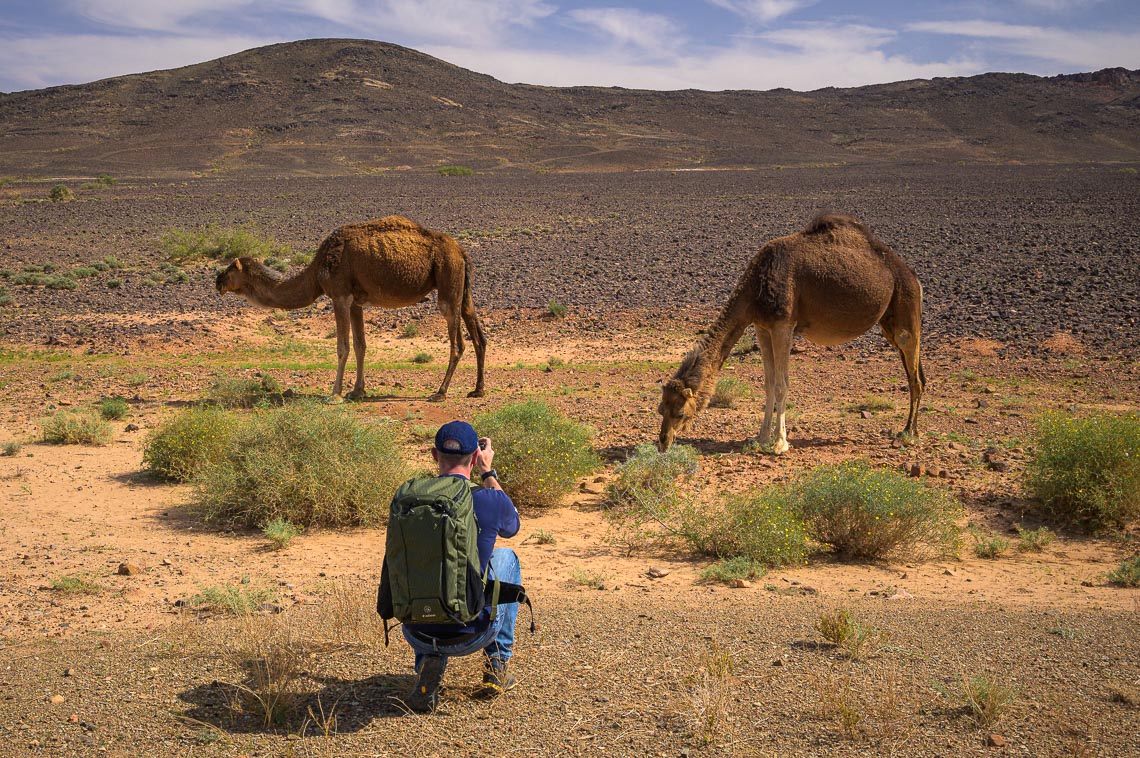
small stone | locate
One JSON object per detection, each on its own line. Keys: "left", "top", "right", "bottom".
{"left": 646, "top": 567, "right": 670, "bottom": 579}
{"left": 49, "top": 694, "right": 65, "bottom": 704}
{"left": 909, "top": 462, "right": 926, "bottom": 478}
{"left": 986, "top": 733, "right": 1007, "bottom": 747}
{"left": 943, "top": 569, "right": 956, "bottom": 577}
{"left": 860, "top": 410, "right": 873, "bottom": 419}
{"left": 731, "top": 579, "right": 751, "bottom": 588}
{"left": 886, "top": 588, "right": 913, "bottom": 601}
{"left": 124, "top": 423, "right": 139, "bottom": 432}
{"left": 1080, "top": 580, "right": 1094, "bottom": 587}
{"left": 160, "top": 558, "right": 172, "bottom": 566}
{"left": 771, "top": 658, "right": 785, "bottom": 667}
{"left": 937, "top": 469, "right": 949, "bottom": 478}
{"left": 64, "top": 668, "right": 75, "bottom": 677}
{"left": 117, "top": 562, "right": 140, "bottom": 576}
{"left": 965, "top": 417, "right": 978, "bottom": 424}
{"left": 975, "top": 398, "right": 989, "bottom": 409}
{"left": 988, "top": 459, "right": 1009, "bottom": 473}
{"left": 257, "top": 602, "right": 284, "bottom": 614}
{"left": 69, "top": 714, "right": 79, "bottom": 723}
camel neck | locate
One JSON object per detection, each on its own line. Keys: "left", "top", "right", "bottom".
{"left": 680, "top": 292, "right": 751, "bottom": 403}
{"left": 244, "top": 262, "right": 322, "bottom": 310}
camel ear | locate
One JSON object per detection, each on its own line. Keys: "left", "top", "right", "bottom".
{"left": 234, "top": 259, "right": 243, "bottom": 272}
{"left": 682, "top": 387, "right": 694, "bottom": 398}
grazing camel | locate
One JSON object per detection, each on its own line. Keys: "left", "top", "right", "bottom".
{"left": 657, "top": 214, "right": 925, "bottom": 453}
{"left": 216, "top": 215, "right": 486, "bottom": 401}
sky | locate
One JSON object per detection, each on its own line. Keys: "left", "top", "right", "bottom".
{"left": 1, "top": 0, "right": 1137, "bottom": 93}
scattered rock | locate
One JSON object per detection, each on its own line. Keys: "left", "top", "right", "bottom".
{"left": 646, "top": 567, "right": 670, "bottom": 579}
{"left": 49, "top": 694, "right": 65, "bottom": 704}
{"left": 731, "top": 579, "right": 751, "bottom": 588}
{"left": 986, "top": 733, "right": 1007, "bottom": 747}
{"left": 257, "top": 602, "right": 284, "bottom": 614}
{"left": 69, "top": 714, "right": 79, "bottom": 723}
{"left": 117, "top": 562, "right": 141, "bottom": 576}
{"left": 860, "top": 410, "right": 873, "bottom": 419}
{"left": 771, "top": 658, "right": 785, "bottom": 667}
{"left": 886, "top": 587, "right": 913, "bottom": 601}
{"left": 124, "top": 423, "right": 139, "bottom": 432}
{"left": 987, "top": 459, "right": 1009, "bottom": 472}
{"left": 64, "top": 668, "right": 75, "bottom": 677}
{"left": 943, "top": 569, "right": 956, "bottom": 577}
{"left": 909, "top": 462, "right": 926, "bottom": 477}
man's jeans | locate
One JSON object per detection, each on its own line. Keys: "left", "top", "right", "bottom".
{"left": 403, "top": 547, "right": 521, "bottom": 671}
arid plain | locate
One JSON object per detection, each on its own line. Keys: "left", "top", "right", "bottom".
{"left": 1, "top": 164, "right": 1138, "bottom": 756}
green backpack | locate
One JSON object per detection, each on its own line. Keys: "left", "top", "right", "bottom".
{"left": 377, "top": 476, "right": 489, "bottom": 628}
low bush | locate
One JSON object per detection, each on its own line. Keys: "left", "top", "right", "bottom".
{"left": 0, "top": 287, "right": 11, "bottom": 307}
{"left": 971, "top": 532, "right": 1010, "bottom": 560}
{"left": 411, "top": 351, "right": 433, "bottom": 364}
{"left": 935, "top": 672, "right": 1019, "bottom": 730}
{"left": 161, "top": 223, "right": 292, "bottom": 264}
{"left": 51, "top": 574, "right": 101, "bottom": 594}
{"left": 99, "top": 397, "right": 130, "bottom": 420}
{"left": 474, "top": 400, "right": 599, "bottom": 507}
{"left": 49, "top": 184, "right": 73, "bottom": 202}
{"left": 1, "top": 441, "right": 22, "bottom": 456}
{"left": 789, "top": 459, "right": 961, "bottom": 560}
{"left": 547, "top": 300, "right": 568, "bottom": 318}
{"left": 194, "top": 402, "right": 409, "bottom": 527}
{"left": 700, "top": 489, "right": 809, "bottom": 567}
{"left": 143, "top": 407, "right": 238, "bottom": 481}
{"left": 1026, "top": 412, "right": 1139, "bottom": 530}
{"left": 437, "top": 165, "right": 474, "bottom": 176}
{"left": 41, "top": 410, "right": 113, "bottom": 445}
{"left": 1107, "top": 554, "right": 1140, "bottom": 587}
{"left": 187, "top": 583, "right": 277, "bottom": 615}
{"left": 816, "top": 608, "right": 890, "bottom": 660}
{"left": 262, "top": 517, "right": 301, "bottom": 550}
{"left": 401, "top": 322, "right": 419, "bottom": 338}
{"left": 709, "top": 377, "right": 750, "bottom": 409}
{"left": 207, "top": 375, "right": 282, "bottom": 409}
{"left": 700, "top": 556, "right": 766, "bottom": 584}
{"left": 608, "top": 443, "right": 699, "bottom": 505}
{"left": 1015, "top": 525, "right": 1055, "bottom": 552}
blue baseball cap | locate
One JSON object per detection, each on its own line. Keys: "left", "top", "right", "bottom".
{"left": 435, "top": 420, "right": 479, "bottom": 455}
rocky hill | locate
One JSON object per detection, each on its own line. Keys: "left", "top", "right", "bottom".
{"left": 1, "top": 39, "right": 1138, "bottom": 177}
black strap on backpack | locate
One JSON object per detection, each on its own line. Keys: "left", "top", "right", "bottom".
{"left": 377, "top": 573, "right": 537, "bottom": 646}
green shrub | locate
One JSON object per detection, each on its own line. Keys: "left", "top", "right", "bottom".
{"left": 186, "top": 583, "right": 277, "bottom": 615}
{"left": 1026, "top": 412, "right": 1140, "bottom": 530}
{"left": 262, "top": 517, "right": 302, "bottom": 550}
{"left": 1015, "top": 525, "right": 1055, "bottom": 552}
{"left": 971, "top": 532, "right": 1010, "bottom": 560}
{"left": 1107, "top": 554, "right": 1140, "bottom": 587}
{"left": 49, "top": 184, "right": 73, "bottom": 202}
{"left": 103, "top": 255, "right": 124, "bottom": 269}
{"left": 143, "top": 407, "right": 238, "bottom": 481}
{"left": 605, "top": 443, "right": 702, "bottom": 553}
{"left": 71, "top": 266, "right": 99, "bottom": 278}
{"left": 816, "top": 608, "right": 890, "bottom": 660}
{"left": 700, "top": 489, "right": 809, "bottom": 567}
{"left": 608, "top": 443, "right": 699, "bottom": 504}
{"left": 41, "top": 410, "right": 113, "bottom": 445}
{"left": 11, "top": 272, "right": 50, "bottom": 286}
{"left": 709, "top": 377, "right": 750, "bottom": 409}
{"left": 411, "top": 352, "right": 433, "bottom": 364}
{"left": 0, "top": 287, "right": 11, "bottom": 307}
{"left": 98, "top": 397, "right": 130, "bottom": 420}
{"left": 437, "top": 165, "right": 474, "bottom": 176}
{"left": 207, "top": 375, "right": 282, "bottom": 408}
{"left": 161, "top": 223, "right": 292, "bottom": 264}
{"left": 789, "top": 459, "right": 961, "bottom": 560}
{"left": 547, "top": 300, "right": 568, "bottom": 318}
{"left": 51, "top": 574, "right": 101, "bottom": 594}
{"left": 934, "top": 673, "right": 1019, "bottom": 730}
{"left": 700, "top": 556, "right": 766, "bottom": 584}
{"left": 474, "top": 400, "right": 600, "bottom": 507}
{"left": 194, "top": 403, "right": 409, "bottom": 527}
{"left": 401, "top": 322, "right": 419, "bottom": 338}
{"left": 106, "top": 279, "right": 122, "bottom": 289}
{"left": 46, "top": 275, "right": 77, "bottom": 290}
{"left": 2, "top": 441, "right": 23, "bottom": 456}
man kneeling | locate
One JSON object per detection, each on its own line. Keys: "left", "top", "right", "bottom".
{"left": 380, "top": 420, "right": 522, "bottom": 712}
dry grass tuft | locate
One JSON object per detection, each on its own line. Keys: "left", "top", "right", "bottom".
{"left": 935, "top": 671, "right": 1019, "bottom": 730}
{"left": 684, "top": 639, "right": 736, "bottom": 746}
{"left": 815, "top": 608, "right": 891, "bottom": 661}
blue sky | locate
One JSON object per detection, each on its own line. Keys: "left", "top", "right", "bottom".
{"left": 1, "top": 1, "right": 1137, "bottom": 93}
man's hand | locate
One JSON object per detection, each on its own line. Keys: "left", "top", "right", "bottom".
{"left": 477, "top": 437, "right": 494, "bottom": 473}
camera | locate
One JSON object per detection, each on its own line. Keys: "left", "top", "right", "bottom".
{"left": 479, "top": 440, "right": 487, "bottom": 450}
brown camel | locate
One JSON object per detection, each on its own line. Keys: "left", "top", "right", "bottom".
{"left": 657, "top": 214, "right": 925, "bottom": 453}
{"left": 216, "top": 215, "right": 486, "bottom": 401}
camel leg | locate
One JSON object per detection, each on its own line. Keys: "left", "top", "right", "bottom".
{"left": 346, "top": 304, "right": 367, "bottom": 400}
{"left": 880, "top": 321, "right": 924, "bottom": 437}
{"left": 329, "top": 297, "right": 352, "bottom": 400}
{"left": 756, "top": 328, "right": 776, "bottom": 444}
{"left": 429, "top": 299, "right": 464, "bottom": 402}
{"left": 768, "top": 323, "right": 795, "bottom": 455}
{"left": 461, "top": 306, "right": 487, "bottom": 398}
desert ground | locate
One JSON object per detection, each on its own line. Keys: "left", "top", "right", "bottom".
{"left": 0, "top": 164, "right": 1138, "bottom": 756}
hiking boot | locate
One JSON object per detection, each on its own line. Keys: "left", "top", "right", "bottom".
{"left": 407, "top": 655, "right": 446, "bottom": 713}
{"left": 478, "top": 659, "right": 516, "bottom": 699}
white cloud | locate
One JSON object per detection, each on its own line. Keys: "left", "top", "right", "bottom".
{"left": 67, "top": 0, "right": 254, "bottom": 33}
{"left": 755, "top": 23, "right": 896, "bottom": 56}
{"left": 426, "top": 32, "right": 983, "bottom": 92}
{"left": 908, "top": 20, "right": 1140, "bottom": 69}
{"left": 284, "top": 0, "right": 556, "bottom": 44}
{"left": 0, "top": 33, "right": 273, "bottom": 91}
{"left": 1017, "top": 0, "right": 1106, "bottom": 11}
{"left": 567, "top": 7, "right": 684, "bottom": 52}
{"left": 707, "top": 0, "right": 817, "bottom": 24}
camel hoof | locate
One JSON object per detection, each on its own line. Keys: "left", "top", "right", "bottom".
{"left": 324, "top": 395, "right": 345, "bottom": 405}
{"left": 467, "top": 389, "right": 485, "bottom": 398}
{"left": 427, "top": 392, "right": 446, "bottom": 403}
{"left": 346, "top": 389, "right": 366, "bottom": 401}
{"left": 772, "top": 439, "right": 790, "bottom": 455}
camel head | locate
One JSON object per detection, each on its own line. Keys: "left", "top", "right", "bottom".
{"left": 657, "top": 378, "right": 697, "bottom": 451}
{"left": 215, "top": 257, "right": 253, "bottom": 294}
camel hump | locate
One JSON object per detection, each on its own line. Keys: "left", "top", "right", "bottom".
{"left": 803, "top": 213, "right": 894, "bottom": 256}
{"left": 362, "top": 215, "right": 425, "bottom": 234}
